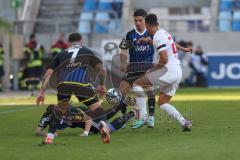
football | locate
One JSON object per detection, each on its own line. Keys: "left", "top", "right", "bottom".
{"left": 106, "top": 88, "right": 122, "bottom": 105}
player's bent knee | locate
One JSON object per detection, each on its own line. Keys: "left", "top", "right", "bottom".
{"left": 132, "top": 84, "right": 146, "bottom": 97}
{"left": 158, "top": 94, "right": 171, "bottom": 106}
{"left": 132, "top": 79, "right": 140, "bottom": 87}
{"left": 119, "top": 81, "right": 131, "bottom": 96}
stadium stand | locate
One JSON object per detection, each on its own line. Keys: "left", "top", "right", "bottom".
{"left": 95, "top": 12, "right": 110, "bottom": 33}
{"left": 219, "top": 0, "right": 234, "bottom": 11}
{"left": 235, "top": 0, "right": 240, "bottom": 8}
{"left": 232, "top": 10, "right": 240, "bottom": 31}
{"left": 82, "top": 0, "right": 98, "bottom": 11}
{"left": 218, "top": 0, "right": 240, "bottom": 31}
{"left": 80, "top": 0, "right": 121, "bottom": 33}
{"left": 77, "top": 12, "right": 94, "bottom": 34}
{"left": 219, "top": 11, "right": 232, "bottom": 31}
{"left": 98, "top": 0, "right": 113, "bottom": 10}
{"left": 36, "top": 0, "right": 82, "bottom": 33}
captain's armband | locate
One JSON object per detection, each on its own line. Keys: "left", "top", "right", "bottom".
{"left": 119, "top": 39, "right": 132, "bottom": 49}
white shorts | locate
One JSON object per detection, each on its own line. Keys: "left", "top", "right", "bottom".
{"left": 146, "top": 65, "right": 182, "bottom": 96}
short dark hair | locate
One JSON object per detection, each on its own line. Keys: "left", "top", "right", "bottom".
{"left": 68, "top": 33, "right": 82, "bottom": 42}
{"left": 145, "top": 14, "right": 158, "bottom": 26}
{"left": 46, "top": 104, "right": 55, "bottom": 114}
{"left": 30, "top": 34, "right": 35, "bottom": 39}
{"left": 133, "top": 9, "right": 147, "bottom": 18}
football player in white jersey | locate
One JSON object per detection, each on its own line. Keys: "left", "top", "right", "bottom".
{"left": 134, "top": 14, "right": 192, "bottom": 131}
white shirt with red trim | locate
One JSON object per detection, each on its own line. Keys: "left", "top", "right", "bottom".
{"left": 153, "top": 29, "right": 180, "bottom": 68}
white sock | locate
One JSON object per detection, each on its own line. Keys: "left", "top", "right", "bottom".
{"left": 136, "top": 97, "right": 148, "bottom": 121}
{"left": 149, "top": 116, "right": 154, "bottom": 121}
{"left": 160, "top": 103, "right": 186, "bottom": 126}
{"left": 133, "top": 85, "right": 148, "bottom": 121}
{"left": 47, "top": 133, "right": 55, "bottom": 139}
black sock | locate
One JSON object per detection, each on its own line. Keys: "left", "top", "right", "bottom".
{"left": 105, "top": 106, "right": 120, "bottom": 119}
{"left": 109, "top": 111, "right": 135, "bottom": 131}
{"left": 148, "top": 92, "right": 155, "bottom": 116}
{"left": 118, "top": 97, "right": 127, "bottom": 115}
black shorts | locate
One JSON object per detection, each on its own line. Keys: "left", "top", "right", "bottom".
{"left": 57, "top": 82, "right": 99, "bottom": 106}
{"left": 122, "top": 71, "right": 146, "bottom": 86}
{"left": 121, "top": 63, "right": 153, "bottom": 86}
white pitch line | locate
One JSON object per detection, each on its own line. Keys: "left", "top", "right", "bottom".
{"left": 0, "top": 107, "right": 37, "bottom": 114}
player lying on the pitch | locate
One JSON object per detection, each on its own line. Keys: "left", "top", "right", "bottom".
{"left": 35, "top": 103, "right": 136, "bottom": 144}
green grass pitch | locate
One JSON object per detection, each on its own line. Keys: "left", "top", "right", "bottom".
{"left": 0, "top": 88, "right": 240, "bottom": 160}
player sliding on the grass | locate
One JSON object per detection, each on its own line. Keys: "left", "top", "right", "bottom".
{"left": 118, "top": 9, "right": 156, "bottom": 128}
{"left": 36, "top": 33, "right": 109, "bottom": 144}
{"left": 35, "top": 103, "right": 136, "bottom": 144}
{"left": 133, "top": 14, "right": 192, "bottom": 131}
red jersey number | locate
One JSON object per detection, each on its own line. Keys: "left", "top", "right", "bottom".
{"left": 171, "top": 43, "right": 177, "bottom": 54}
{"left": 168, "top": 36, "right": 177, "bottom": 55}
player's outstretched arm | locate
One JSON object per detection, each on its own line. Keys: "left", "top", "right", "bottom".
{"left": 35, "top": 127, "right": 47, "bottom": 136}
{"left": 175, "top": 42, "right": 193, "bottom": 53}
{"left": 96, "top": 63, "right": 107, "bottom": 98}
{"left": 36, "top": 69, "right": 53, "bottom": 106}
{"left": 96, "top": 63, "right": 107, "bottom": 85}
{"left": 120, "top": 49, "right": 128, "bottom": 72}
{"left": 80, "top": 115, "right": 93, "bottom": 137}
{"left": 119, "top": 39, "right": 131, "bottom": 72}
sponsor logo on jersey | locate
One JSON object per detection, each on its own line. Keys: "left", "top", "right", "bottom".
{"left": 134, "top": 45, "right": 150, "bottom": 52}
{"left": 66, "top": 62, "right": 82, "bottom": 68}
